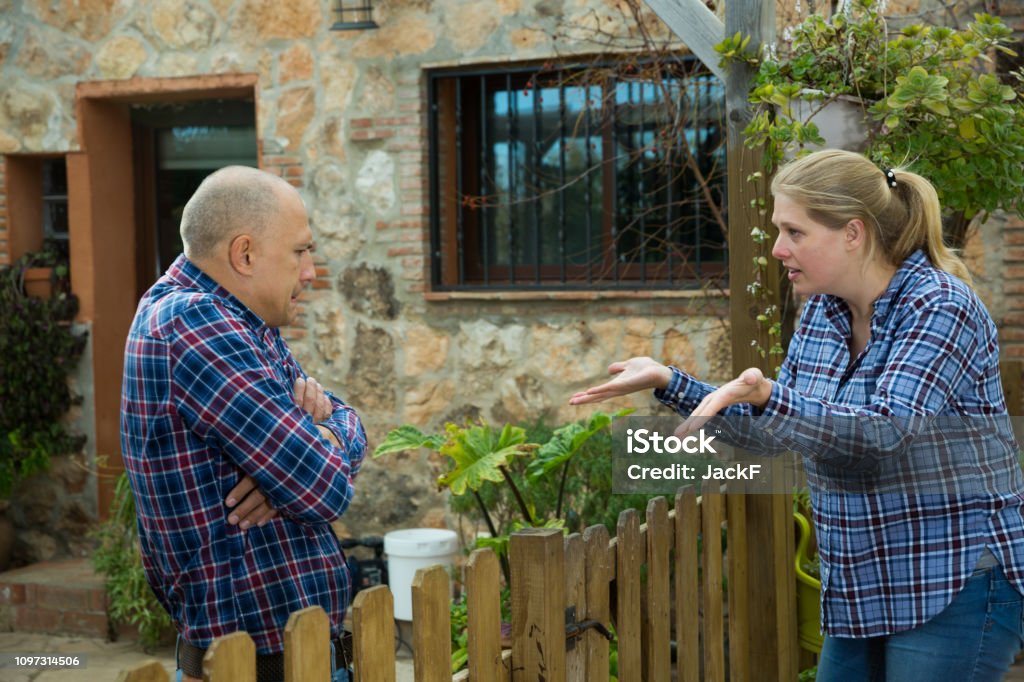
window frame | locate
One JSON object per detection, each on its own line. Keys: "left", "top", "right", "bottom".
{"left": 427, "top": 57, "right": 728, "bottom": 292}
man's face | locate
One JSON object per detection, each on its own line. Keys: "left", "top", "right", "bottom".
{"left": 249, "top": 189, "right": 316, "bottom": 328}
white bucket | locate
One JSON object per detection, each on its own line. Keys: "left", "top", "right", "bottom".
{"left": 384, "top": 528, "right": 459, "bottom": 621}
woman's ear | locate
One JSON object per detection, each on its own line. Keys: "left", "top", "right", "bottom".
{"left": 845, "top": 219, "right": 867, "bottom": 251}
{"left": 228, "top": 234, "right": 255, "bottom": 275}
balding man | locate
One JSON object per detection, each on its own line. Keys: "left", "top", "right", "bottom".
{"left": 120, "top": 166, "right": 365, "bottom": 682}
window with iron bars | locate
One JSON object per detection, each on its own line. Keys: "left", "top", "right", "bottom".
{"left": 428, "top": 58, "right": 727, "bottom": 291}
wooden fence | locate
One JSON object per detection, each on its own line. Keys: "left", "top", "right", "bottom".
{"left": 120, "top": 486, "right": 796, "bottom": 681}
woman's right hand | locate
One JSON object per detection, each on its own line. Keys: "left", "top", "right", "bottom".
{"left": 569, "top": 357, "right": 674, "bottom": 405}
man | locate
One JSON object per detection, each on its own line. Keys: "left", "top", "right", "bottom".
{"left": 120, "top": 166, "right": 366, "bottom": 682}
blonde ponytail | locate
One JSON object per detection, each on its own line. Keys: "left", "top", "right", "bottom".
{"left": 771, "top": 150, "right": 973, "bottom": 287}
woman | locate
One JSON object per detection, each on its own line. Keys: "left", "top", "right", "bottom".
{"left": 570, "top": 150, "right": 1024, "bottom": 681}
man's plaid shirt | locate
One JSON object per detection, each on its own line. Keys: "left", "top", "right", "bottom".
{"left": 120, "top": 255, "right": 367, "bottom": 653}
{"left": 658, "top": 250, "right": 1024, "bottom": 637}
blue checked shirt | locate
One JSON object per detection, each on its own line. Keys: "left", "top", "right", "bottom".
{"left": 120, "top": 255, "right": 367, "bottom": 653}
{"left": 658, "top": 250, "right": 1024, "bottom": 637}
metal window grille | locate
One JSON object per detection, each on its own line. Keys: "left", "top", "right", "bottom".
{"left": 42, "top": 158, "right": 69, "bottom": 242}
{"left": 331, "top": 0, "right": 377, "bottom": 30}
{"left": 428, "top": 58, "right": 727, "bottom": 291}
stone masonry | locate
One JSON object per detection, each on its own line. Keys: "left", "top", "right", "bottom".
{"left": 0, "top": 0, "right": 1018, "bottom": 561}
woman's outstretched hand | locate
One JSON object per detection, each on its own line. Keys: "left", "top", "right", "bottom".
{"left": 676, "top": 367, "right": 773, "bottom": 435}
{"left": 569, "top": 357, "right": 674, "bottom": 406}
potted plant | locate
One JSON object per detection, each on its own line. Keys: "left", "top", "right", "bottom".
{"left": 717, "top": 0, "right": 1024, "bottom": 248}
{"left": 18, "top": 240, "right": 70, "bottom": 299}
{"left": 0, "top": 258, "right": 87, "bottom": 501}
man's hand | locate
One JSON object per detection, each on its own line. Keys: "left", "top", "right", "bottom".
{"left": 569, "top": 357, "right": 674, "bottom": 406}
{"left": 226, "top": 475, "right": 278, "bottom": 529}
{"left": 294, "top": 376, "right": 332, "bottom": 423}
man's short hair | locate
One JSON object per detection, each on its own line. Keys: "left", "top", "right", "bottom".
{"left": 180, "top": 166, "right": 289, "bottom": 260}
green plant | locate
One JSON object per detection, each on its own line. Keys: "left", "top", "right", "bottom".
{"left": 92, "top": 472, "right": 173, "bottom": 649}
{"left": 0, "top": 249, "right": 87, "bottom": 497}
{"left": 376, "top": 410, "right": 641, "bottom": 673}
{"left": 722, "top": 0, "right": 1024, "bottom": 247}
{"left": 21, "top": 239, "right": 70, "bottom": 279}
{"left": 799, "top": 665, "right": 818, "bottom": 681}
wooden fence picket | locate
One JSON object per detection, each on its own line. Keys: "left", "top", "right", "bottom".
{"left": 412, "top": 565, "right": 452, "bottom": 682}
{"left": 510, "top": 528, "right": 565, "bottom": 682}
{"left": 674, "top": 487, "right": 701, "bottom": 682}
{"left": 116, "top": 660, "right": 169, "bottom": 682}
{"left": 582, "top": 524, "right": 611, "bottom": 682}
{"left": 117, "top": 488, "right": 797, "bottom": 682}
{"left": 564, "top": 532, "right": 586, "bottom": 681}
{"left": 284, "top": 606, "right": 331, "bottom": 682}
{"left": 644, "top": 496, "right": 673, "bottom": 682}
{"left": 615, "top": 508, "right": 642, "bottom": 682}
{"left": 702, "top": 489, "right": 726, "bottom": 682}
{"left": 464, "top": 548, "right": 505, "bottom": 681}
{"left": 726, "top": 492, "right": 750, "bottom": 682}
{"left": 204, "top": 630, "right": 255, "bottom": 681}
{"left": 352, "top": 585, "right": 396, "bottom": 682}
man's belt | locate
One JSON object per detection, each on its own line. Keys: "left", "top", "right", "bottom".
{"left": 178, "top": 631, "right": 352, "bottom": 681}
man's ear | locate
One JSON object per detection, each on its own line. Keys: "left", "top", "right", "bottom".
{"left": 227, "top": 234, "right": 255, "bottom": 275}
{"left": 845, "top": 219, "right": 866, "bottom": 251}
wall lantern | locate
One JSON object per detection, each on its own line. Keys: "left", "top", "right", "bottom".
{"left": 331, "top": 0, "right": 378, "bottom": 30}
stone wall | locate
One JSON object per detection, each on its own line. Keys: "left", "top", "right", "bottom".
{"left": 0, "top": 0, "right": 1018, "bottom": 558}
{"left": 0, "top": 0, "right": 737, "bottom": 551}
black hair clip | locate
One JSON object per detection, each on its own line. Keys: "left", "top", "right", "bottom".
{"left": 884, "top": 168, "right": 897, "bottom": 188}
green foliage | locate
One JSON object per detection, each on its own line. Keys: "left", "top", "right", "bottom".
{"left": 0, "top": 247, "right": 87, "bottom": 497}
{"left": 732, "top": 0, "right": 1024, "bottom": 223}
{"left": 378, "top": 410, "right": 653, "bottom": 675}
{"left": 437, "top": 423, "right": 536, "bottom": 497}
{"left": 92, "top": 473, "right": 173, "bottom": 649}
{"left": 799, "top": 666, "right": 818, "bottom": 682}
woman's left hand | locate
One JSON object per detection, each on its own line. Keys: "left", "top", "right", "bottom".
{"left": 676, "top": 368, "right": 773, "bottom": 435}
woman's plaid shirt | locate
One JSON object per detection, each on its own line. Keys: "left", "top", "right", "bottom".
{"left": 658, "top": 250, "right": 1024, "bottom": 637}
{"left": 120, "top": 256, "right": 367, "bottom": 653}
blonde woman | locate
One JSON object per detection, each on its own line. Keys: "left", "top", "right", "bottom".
{"left": 571, "top": 150, "right": 1024, "bottom": 681}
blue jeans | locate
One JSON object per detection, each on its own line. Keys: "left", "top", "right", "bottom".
{"left": 817, "top": 563, "right": 1024, "bottom": 682}
{"left": 175, "top": 638, "right": 350, "bottom": 682}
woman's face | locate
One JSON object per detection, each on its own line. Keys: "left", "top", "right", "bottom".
{"left": 770, "top": 193, "right": 855, "bottom": 297}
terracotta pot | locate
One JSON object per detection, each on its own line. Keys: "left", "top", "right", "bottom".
{"left": 22, "top": 267, "right": 54, "bottom": 299}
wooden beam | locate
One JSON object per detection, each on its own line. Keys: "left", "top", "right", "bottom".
{"left": 643, "top": 0, "right": 726, "bottom": 81}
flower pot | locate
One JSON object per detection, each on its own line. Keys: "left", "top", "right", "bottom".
{"left": 22, "top": 267, "right": 54, "bottom": 299}
{"left": 789, "top": 93, "right": 870, "bottom": 155}
{"left": 794, "top": 511, "right": 823, "bottom": 654}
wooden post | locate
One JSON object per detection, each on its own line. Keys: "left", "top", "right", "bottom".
{"left": 284, "top": 606, "right": 331, "bottom": 682}
{"left": 641, "top": 0, "right": 796, "bottom": 676}
{"left": 203, "top": 631, "right": 255, "bottom": 682}
{"left": 466, "top": 549, "right": 505, "bottom": 681}
{"left": 412, "top": 565, "right": 453, "bottom": 682}
{"left": 510, "top": 528, "right": 566, "bottom": 682}
{"left": 1001, "top": 359, "right": 1023, "bottom": 414}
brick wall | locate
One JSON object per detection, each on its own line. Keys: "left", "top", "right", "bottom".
{"left": 1002, "top": 216, "right": 1024, "bottom": 356}
{"left": 362, "top": 72, "right": 429, "bottom": 296}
